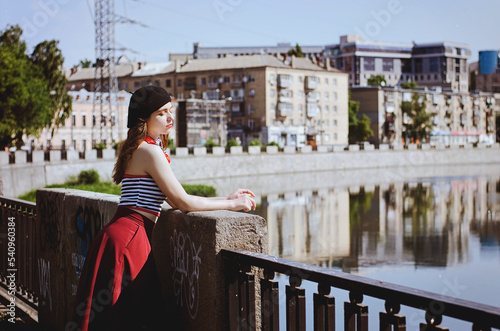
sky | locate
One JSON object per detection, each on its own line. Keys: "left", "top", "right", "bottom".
{"left": 1, "top": 0, "right": 500, "bottom": 68}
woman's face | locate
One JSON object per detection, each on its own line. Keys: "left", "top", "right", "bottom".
{"left": 146, "top": 102, "right": 174, "bottom": 138}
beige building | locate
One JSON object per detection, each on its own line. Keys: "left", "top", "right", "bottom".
{"left": 32, "top": 90, "right": 131, "bottom": 152}
{"left": 351, "top": 86, "right": 499, "bottom": 145}
{"left": 174, "top": 54, "right": 349, "bottom": 147}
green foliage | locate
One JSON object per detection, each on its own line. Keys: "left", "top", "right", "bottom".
{"left": 367, "top": 75, "right": 387, "bottom": 87}
{"left": 349, "top": 190, "right": 374, "bottom": 228}
{"left": 0, "top": 25, "right": 71, "bottom": 149}
{"left": 248, "top": 139, "right": 262, "bottom": 147}
{"left": 348, "top": 95, "right": 373, "bottom": 143}
{"left": 204, "top": 137, "right": 220, "bottom": 148}
{"left": 78, "top": 58, "right": 92, "bottom": 68}
{"left": 266, "top": 141, "right": 279, "bottom": 147}
{"left": 77, "top": 169, "right": 100, "bottom": 184}
{"left": 225, "top": 138, "right": 241, "bottom": 148}
{"left": 94, "top": 142, "right": 106, "bottom": 150}
{"left": 401, "top": 93, "right": 432, "bottom": 142}
{"left": 112, "top": 141, "right": 121, "bottom": 150}
{"left": 287, "top": 43, "right": 305, "bottom": 58}
{"left": 401, "top": 81, "right": 419, "bottom": 89}
{"left": 181, "top": 184, "right": 216, "bottom": 197}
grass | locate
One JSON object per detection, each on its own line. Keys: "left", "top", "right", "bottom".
{"left": 18, "top": 170, "right": 217, "bottom": 202}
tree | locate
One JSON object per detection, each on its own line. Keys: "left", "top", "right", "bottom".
{"left": 0, "top": 25, "right": 71, "bottom": 149}
{"left": 401, "top": 81, "right": 418, "bottom": 89}
{"left": 367, "top": 74, "right": 386, "bottom": 87}
{"left": 348, "top": 95, "right": 373, "bottom": 143}
{"left": 287, "top": 43, "right": 305, "bottom": 58}
{"left": 78, "top": 58, "right": 92, "bottom": 68}
{"left": 401, "top": 93, "right": 432, "bottom": 143}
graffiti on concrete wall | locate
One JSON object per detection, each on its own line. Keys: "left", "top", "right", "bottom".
{"left": 38, "top": 258, "right": 52, "bottom": 311}
{"left": 38, "top": 198, "right": 61, "bottom": 252}
{"left": 74, "top": 205, "right": 104, "bottom": 277}
{"left": 170, "top": 230, "right": 202, "bottom": 319}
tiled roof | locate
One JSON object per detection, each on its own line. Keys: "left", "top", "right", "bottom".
{"left": 131, "top": 62, "right": 175, "bottom": 77}
{"left": 67, "top": 63, "right": 138, "bottom": 81}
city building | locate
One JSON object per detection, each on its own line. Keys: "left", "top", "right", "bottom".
{"left": 350, "top": 86, "right": 499, "bottom": 146}
{"left": 325, "top": 35, "right": 471, "bottom": 92}
{"left": 188, "top": 42, "right": 324, "bottom": 60}
{"left": 472, "top": 50, "right": 500, "bottom": 93}
{"left": 173, "top": 54, "right": 349, "bottom": 147}
{"left": 31, "top": 90, "right": 131, "bottom": 152}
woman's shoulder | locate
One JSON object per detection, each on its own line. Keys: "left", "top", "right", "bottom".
{"left": 136, "top": 141, "right": 166, "bottom": 160}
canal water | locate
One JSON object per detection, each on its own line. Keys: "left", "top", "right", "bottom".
{"left": 249, "top": 165, "right": 500, "bottom": 330}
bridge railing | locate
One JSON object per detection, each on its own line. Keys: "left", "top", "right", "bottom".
{"left": 222, "top": 248, "right": 500, "bottom": 331}
{"left": 0, "top": 196, "right": 38, "bottom": 309}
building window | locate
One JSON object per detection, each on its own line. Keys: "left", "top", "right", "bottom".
{"left": 333, "top": 106, "right": 337, "bottom": 114}
{"left": 334, "top": 119, "right": 338, "bottom": 127}
{"left": 270, "top": 89, "right": 275, "bottom": 97}
{"left": 248, "top": 75, "right": 255, "bottom": 82}
{"left": 166, "top": 79, "right": 171, "bottom": 87}
{"left": 72, "top": 114, "right": 76, "bottom": 126}
{"left": 333, "top": 78, "right": 337, "bottom": 86}
{"left": 383, "top": 58, "right": 394, "bottom": 72}
{"left": 248, "top": 104, "right": 255, "bottom": 113}
{"left": 334, "top": 133, "right": 338, "bottom": 141}
{"left": 414, "top": 58, "right": 423, "bottom": 73}
{"left": 325, "top": 92, "right": 329, "bottom": 100}
{"left": 364, "top": 57, "right": 375, "bottom": 71}
{"left": 429, "top": 57, "right": 439, "bottom": 72}
{"left": 249, "top": 89, "right": 255, "bottom": 97}
{"left": 333, "top": 92, "right": 337, "bottom": 100}
{"left": 224, "top": 76, "right": 230, "bottom": 83}
{"left": 299, "top": 104, "right": 303, "bottom": 114}
{"left": 298, "top": 91, "right": 303, "bottom": 99}
{"left": 177, "top": 79, "right": 182, "bottom": 87}
{"left": 324, "top": 78, "right": 329, "bottom": 85}
{"left": 134, "top": 81, "right": 140, "bottom": 88}
{"left": 82, "top": 115, "right": 86, "bottom": 127}
{"left": 316, "top": 92, "right": 321, "bottom": 100}
{"left": 270, "top": 74, "right": 276, "bottom": 84}
{"left": 401, "top": 59, "right": 412, "bottom": 73}
{"left": 325, "top": 105, "right": 329, "bottom": 113}
{"left": 200, "top": 77, "right": 206, "bottom": 86}
{"left": 299, "top": 76, "right": 303, "bottom": 83}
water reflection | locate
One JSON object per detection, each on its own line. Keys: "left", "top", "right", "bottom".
{"left": 259, "top": 175, "right": 500, "bottom": 271}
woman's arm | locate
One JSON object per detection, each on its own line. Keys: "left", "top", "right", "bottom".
{"left": 142, "top": 145, "right": 255, "bottom": 212}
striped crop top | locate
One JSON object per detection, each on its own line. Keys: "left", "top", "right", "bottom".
{"left": 118, "top": 135, "right": 170, "bottom": 216}
{"left": 118, "top": 175, "right": 166, "bottom": 216}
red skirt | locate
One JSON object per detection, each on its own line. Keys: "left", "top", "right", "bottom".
{"left": 70, "top": 206, "right": 162, "bottom": 331}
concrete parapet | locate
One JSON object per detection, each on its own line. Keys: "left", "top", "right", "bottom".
{"left": 14, "top": 151, "right": 27, "bottom": 164}
{"left": 392, "top": 144, "right": 404, "bottom": 150}
{"left": 348, "top": 144, "right": 360, "bottom": 152}
{"left": 449, "top": 144, "right": 460, "bottom": 149}
{"left": 332, "top": 145, "right": 345, "bottom": 152}
{"left": 66, "top": 150, "right": 79, "bottom": 161}
{"left": 35, "top": 188, "right": 267, "bottom": 331}
{"left": 84, "top": 149, "right": 97, "bottom": 161}
{"left": 0, "top": 152, "right": 9, "bottom": 165}
{"left": 32, "top": 150, "right": 45, "bottom": 163}
{"left": 176, "top": 147, "right": 189, "bottom": 157}
{"left": 364, "top": 144, "right": 375, "bottom": 151}
{"left": 435, "top": 144, "right": 447, "bottom": 150}
{"left": 421, "top": 144, "right": 431, "bottom": 150}
{"left": 492, "top": 143, "right": 500, "bottom": 149}
{"left": 283, "top": 146, "right": 296, "bottom": 154}
{"left": 379, "top": 144, "right": 390, "bottom": 151}
{"left": 50, "top": 150, "right": 62, "bottom": 162}
{"left": 265, "top": 145, "right": 278, "bottom": 154}
{"left": 477, "top": 143, "right": 488, "bottom": 149}
{"left": 212, "top": 146, "right": 225, "bottom": 155}
{"left": 102, "top": 149, "right": 115, "bottom": 160}
{"left": 300, "top": 145, "right": 312, "bottom": 153}
{"left": 248, "top": 146, "right": 261, "bottom": 154}
{"left": 463, "top": 144, "right": 473, "bottom": 149}
{"left": 230, "top": 146, "right": 243, "bottom": 154}
{"left": 194, "top": 147, "right": 207, "bottom": 156}
{"left": 407, "top": 144, "right": 418, "bottom": 150}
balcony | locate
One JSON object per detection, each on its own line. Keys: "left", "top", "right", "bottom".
{"left": 279, "top": 95, "right": 292, "bottom": 103}
{"left": 277, "top": 75, "right": 292, "bottom": 88}
{"left": 306, "top": 103, "right": 319, "bottom": 117}
{"left": 277, "top": 102, "right": 293, "bottom": 117}
{"left": 305, "top": 76, "right": 318, "bottom": 90}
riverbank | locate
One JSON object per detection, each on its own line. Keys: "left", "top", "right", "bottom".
{"left": 1, "top": 144, "right": 499, "bottom": 198}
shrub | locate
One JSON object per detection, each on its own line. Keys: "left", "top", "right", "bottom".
{"left": 204, "top": 137, "right": 220, "bottom": 148}
{"left": 266, "top": 141, "right": 279, "bottom": 147}
{"left": 182, "top": 184, "right": 216, "bottom": 197}
{"left": 94, "top": 142, "right": 106, "bottom": 150}
{"left": 225, "top": 138, "right": 241, "bottom": 149}
{"left": 77, "top": 169, "right": 100, "bottom": 184}
{"left": 248, "top": 139, "right": 263, "bottom": 147}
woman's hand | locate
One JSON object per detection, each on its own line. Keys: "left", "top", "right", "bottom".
{"left": 227, "top": 189, "right": 255, "bottom": 200}
{"left": 227, "top": 189, "right": 256, "bottom": 212}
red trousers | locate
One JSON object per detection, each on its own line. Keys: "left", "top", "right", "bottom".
{"left": 70, "top": 206, "right": 162, "bottom": 331}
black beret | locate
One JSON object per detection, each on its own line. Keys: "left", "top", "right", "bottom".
{"left": 127, "top": 86, "right": 171, "bottom": 128}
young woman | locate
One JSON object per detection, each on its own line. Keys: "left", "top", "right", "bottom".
{"left": 71, "top": 86, "right": 256, "bottom": 330}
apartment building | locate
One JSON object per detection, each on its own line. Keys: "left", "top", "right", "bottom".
{"left": 32, "top": 90, "right": 131, "bottom": 151}
{"left": 325, "top": 35, "right": 471, "bottom": 92}
{"left": 350, "top": 86, "right": 499, "bottom": 145}
{"left": 173, "top": 54, "right": 349, "bottom": 147}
